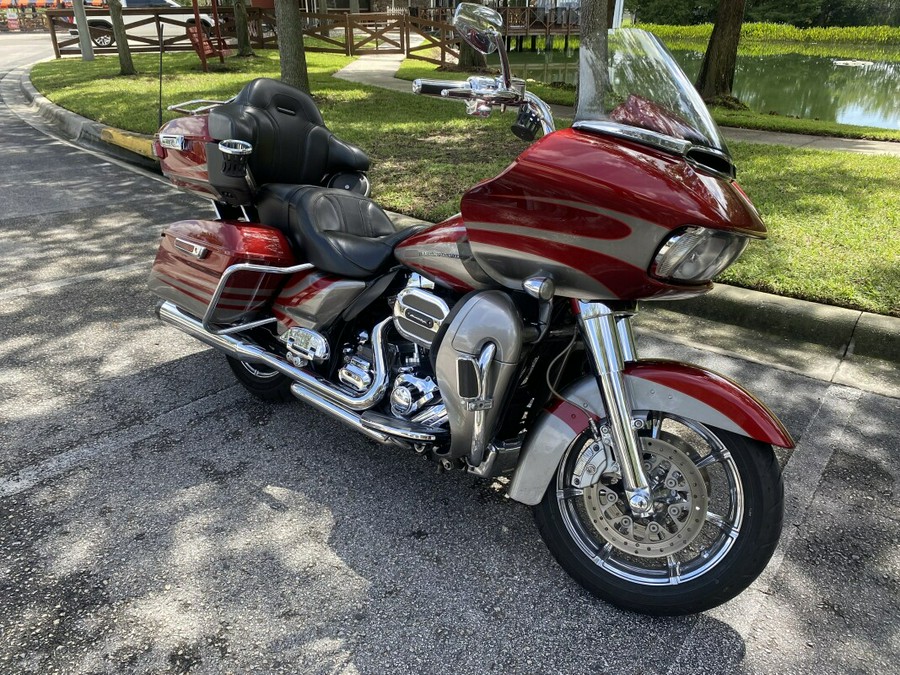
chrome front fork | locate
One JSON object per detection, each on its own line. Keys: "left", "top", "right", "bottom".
{"left": 576, "top": 301, "right": 652, "bottom": 517}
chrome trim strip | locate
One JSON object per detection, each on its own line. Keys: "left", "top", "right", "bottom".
{"left": 167, "top": 97, "right": 234, "bottom": 115}
{"left": 573, "top": 120, "right": 692, "bottom": 155}
{"left": 572, "top": 120, "right": 735, "bottom": 179}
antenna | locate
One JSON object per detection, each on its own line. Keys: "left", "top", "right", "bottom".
{"left": 157, "top": 22, "right": 164, "bottom": 129}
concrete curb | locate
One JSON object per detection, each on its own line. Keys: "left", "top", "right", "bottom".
{"left": 18, "top": 69, "right": 159, "bottom": 172}
{"left": 18, "top": 70, "right": 900, "bottom": 366}
{"left": 649, "top": 284, "right": 898, "bottom": 364}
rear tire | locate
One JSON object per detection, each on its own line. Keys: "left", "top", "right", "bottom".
{"left": 533, "top": 415, "right": 783, "bottom": 615}
{"left": 226, "top": 356, "right": 294, "bottom": 402}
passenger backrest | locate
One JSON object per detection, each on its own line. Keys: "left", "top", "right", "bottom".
{"left": 207, "top": 78, "right": 369, "bottom": 187}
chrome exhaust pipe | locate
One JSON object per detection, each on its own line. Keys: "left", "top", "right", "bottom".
{"left": 289, "top": 384, "right": 395, "bottom": 445}
{"left": 157, "top": 302, "right": 437, "bottom": 447}
{"left": 156, "top": 301, "right": 390, "bottom": 412}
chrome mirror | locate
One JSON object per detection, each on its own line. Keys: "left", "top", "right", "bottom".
{"left": 453, "top": 3, "right": 503, "bottom": 55}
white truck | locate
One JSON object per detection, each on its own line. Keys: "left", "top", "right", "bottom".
{"left": 69, "top": 0, "right": 214, "bottom": 48}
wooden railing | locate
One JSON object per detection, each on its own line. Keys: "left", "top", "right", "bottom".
{"left": 44, "top": 7, "right": 580, "bottom": 65}
{"left": 407, "top": 14, "right": 459, "bottom": 66}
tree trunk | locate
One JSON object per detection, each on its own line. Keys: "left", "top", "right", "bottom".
{"left": 349, "top": 0, "right": 360, "bottom": 13}
{"left": 274, "top": 0, "right": 310, "bottom": 93}
{"left": 695, "top": 0, "right": 747, "bottom": 102}
{"left": 575, "top": 0, "right": 610, "bottom": 120}
{"left": 108, "top": 0, "right": 136, "bottom": 76}
{"left": 71, "top": 0, "right": 94, "bottom": 61}
{"left": 458, "top": 42, "right": 486, "bottom": 70}
{"left": 233, "top": 0, "right": 254, "bottom": 57}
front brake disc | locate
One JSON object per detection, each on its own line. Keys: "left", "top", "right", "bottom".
{"left": 583, "top": 437, "right": 709, "bottom": 558}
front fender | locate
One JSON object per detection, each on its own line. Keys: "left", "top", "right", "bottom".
{"left": 506, "top": 359, "right": 794, "bottom": 505}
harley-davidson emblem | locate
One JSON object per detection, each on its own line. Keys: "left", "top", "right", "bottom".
{"left": 404, "top": 308, "right": 434, "bottom": 328}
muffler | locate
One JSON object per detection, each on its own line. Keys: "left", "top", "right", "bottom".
{"left": 156, "top": 302, "right": 444, "bottom": 447}
{"left": 156, "top": 301, "right": 390, "bottom": 411}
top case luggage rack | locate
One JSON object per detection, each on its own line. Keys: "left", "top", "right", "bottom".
{"left": 203, "top": 261, "right": 314, "bottom": 336}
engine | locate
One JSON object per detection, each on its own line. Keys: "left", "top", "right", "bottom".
{"left": 335, "top": 275, "right": 452, "bottom": 430}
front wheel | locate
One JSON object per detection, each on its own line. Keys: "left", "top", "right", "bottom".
{"left": 533, "top": 413, "right": 783, "bottom": 615}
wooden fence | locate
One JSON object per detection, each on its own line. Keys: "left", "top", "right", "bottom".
{"left": 45, "top": 6, "right": 581, "bottom": 64}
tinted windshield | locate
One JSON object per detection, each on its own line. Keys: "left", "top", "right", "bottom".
{"left": 576, "top": 28, "right": 728, "bottom": 157}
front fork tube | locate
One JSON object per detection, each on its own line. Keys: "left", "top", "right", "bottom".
{"left": 576, "top": 301, "right": 652, "bottom": 517}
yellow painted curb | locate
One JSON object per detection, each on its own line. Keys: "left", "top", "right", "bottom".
{"left": 99, "top": 127, "right": 156, "bottom": 159}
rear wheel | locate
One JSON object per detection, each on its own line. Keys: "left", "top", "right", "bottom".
{"left": 226, "top": 356, "right": 294, "bottom": 402}
{"left": 533, "top": 413, "right": 783, "bottom": 615}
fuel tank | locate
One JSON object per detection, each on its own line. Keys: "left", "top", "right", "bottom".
{"left": 393, "top": 214, "right": 493, "bottom": 293}
{"left": 446, "top": 127, "right": 765, "bottom": 300}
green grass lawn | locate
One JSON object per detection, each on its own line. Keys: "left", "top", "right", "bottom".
{"left": 30, "top": 52, "right": 899, "bottom": 316}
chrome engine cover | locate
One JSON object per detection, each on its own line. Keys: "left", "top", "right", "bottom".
{"left": 390, "top": 373, "right": 440, "bottom": 418}
{"left": 393, "top": 287, "right": 450, "bottom": 349}
{"left": 339, "top": 356, "right": 373, "bottom": 392}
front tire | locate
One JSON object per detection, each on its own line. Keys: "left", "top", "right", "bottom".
{"left": 226, "top": 356, "right": 293, "bottom": 402}
{"left": 533, "top": 414, "right": 783, "bottom": 615}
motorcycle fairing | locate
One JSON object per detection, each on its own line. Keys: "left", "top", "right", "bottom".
{"left": 459, "top": 128, "right": 766, "bottom": 300}
{"left": 506, "top": 361, "right": 795, "bottom": 505}
{"left": 434, "top": 290, "right": 524, "bottom": 460}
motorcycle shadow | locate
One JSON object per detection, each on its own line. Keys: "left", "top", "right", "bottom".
{"left": 2, "top": 349, "right": 748, "bottom": 674}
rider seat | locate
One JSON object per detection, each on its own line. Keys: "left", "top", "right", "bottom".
{"left": 257, "top": 185, "right": 422, "bottom": 279}
{"left": 207, "top": 78, "right": 369, "bottom": 187}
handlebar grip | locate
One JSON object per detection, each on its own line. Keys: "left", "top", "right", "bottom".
{"left": 412, "top": 79, "right": 470, "bottom": 97}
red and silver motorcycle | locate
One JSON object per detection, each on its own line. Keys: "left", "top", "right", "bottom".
{"left": 149, "top": 4, "right": 792, "bottom": 614}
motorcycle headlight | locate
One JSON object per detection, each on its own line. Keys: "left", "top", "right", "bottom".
{"left": 652, "top": 226, "right": 749, "bottom": 284}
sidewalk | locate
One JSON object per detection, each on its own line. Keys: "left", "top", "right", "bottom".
{"left": 5, "top": 61, "right": 899, "bottom": 396}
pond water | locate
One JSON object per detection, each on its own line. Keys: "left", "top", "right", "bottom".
{"left": 504, "top": 49, "right": 900, "bottom": 130}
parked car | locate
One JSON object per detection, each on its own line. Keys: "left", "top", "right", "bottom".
{"left": 68, "top": 0, "right": 214, "bottom": 47}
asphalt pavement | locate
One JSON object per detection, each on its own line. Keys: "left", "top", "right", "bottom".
{"left": 1, "top": 33, "right": 898, "bottom": 674}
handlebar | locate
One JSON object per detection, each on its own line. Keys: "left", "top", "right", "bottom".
{"left": 412, "top": 77, "right": 556, "bottom": 140}
{"left": 412, "top": 79, "right": 468, "bottom": 97}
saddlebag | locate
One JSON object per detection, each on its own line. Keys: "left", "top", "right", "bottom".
{"left": 148, "top": 219, "right": 296, "bottom": 325}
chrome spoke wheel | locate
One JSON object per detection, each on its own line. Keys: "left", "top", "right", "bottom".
{"left": 555, "top": 413, "right": 745, "bottom": 587}
{"left": 226, "top": 355, "right": 294, "bottom": 402}
{"left": 237, "top": 360, "right": 281, "bottom": 380}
